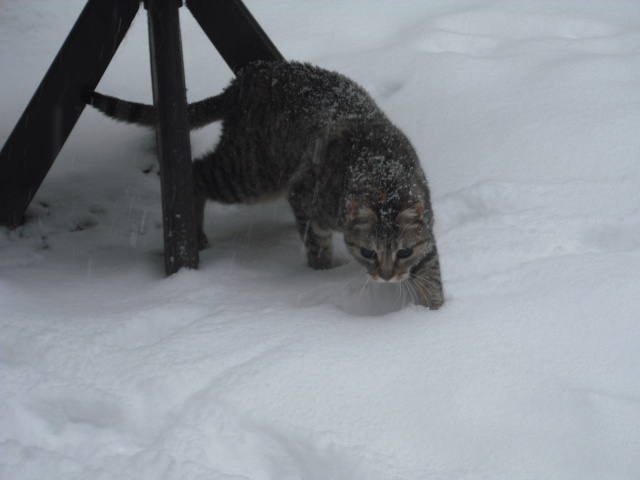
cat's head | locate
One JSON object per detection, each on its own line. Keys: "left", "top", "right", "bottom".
{"left": 344, "top": 199, "right": 434, "bottom": 283}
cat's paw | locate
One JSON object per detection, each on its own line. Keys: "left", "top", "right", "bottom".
{"left": 416, "top": 293, "right": 444, "bottom": 310}
{"left": 307, "top": 253, "right": 335, "bottom": 270}
{"left": 410, "top": 278, "right": 444, "bottom": 310}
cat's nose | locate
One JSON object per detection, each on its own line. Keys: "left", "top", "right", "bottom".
{"left": 378, "top": 268, "right": 395, "bottom": 282}
{"left": 372, "top": 274, "right": 401, "bottom": 283}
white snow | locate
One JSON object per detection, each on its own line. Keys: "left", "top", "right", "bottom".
{"left": 2, "top": 1, "right": 640, "bottom": 479}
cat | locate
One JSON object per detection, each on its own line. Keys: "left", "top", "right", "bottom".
{"left": 87, "top": 61, "right": 444, "bottom": 309}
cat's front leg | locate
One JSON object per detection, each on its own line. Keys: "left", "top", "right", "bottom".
{"left": 194, "top": 190, "right": 209, "bottom": 250}
{"left": 298, "top": 218, "right": 334, "bottom": 270}
{"left": 288, "top": 191, "right": 334, "bottom": 269}
{"left": 409, "top": 247, "right": 444, "bottom": 309}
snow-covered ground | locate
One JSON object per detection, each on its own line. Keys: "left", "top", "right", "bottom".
{"left": 2, "top": 1, "right": 640, "bottom": 478}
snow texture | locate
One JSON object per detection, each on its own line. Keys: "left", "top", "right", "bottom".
{"left": 2, "top": 1, "right": 640, "bottom": 479}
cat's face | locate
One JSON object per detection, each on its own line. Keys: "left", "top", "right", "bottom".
{"left": 344, "top": 200, "right": 433, "bottom": 282}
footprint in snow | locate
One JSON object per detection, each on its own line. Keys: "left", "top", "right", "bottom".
{"left": 580, "top": 221, "right": 640, "bottom": 253}
{"left": 297, "top": 269, "right": 414, "bottom": 316}
{"left": 416, "top": 10, "right": 621, "bottom": 56}
{"left": 26, "top": 387, "right": 127, "bottom": 434}
{"left": 372, "top": 80, "right": 403, "bottom": 99}
{"left": 417, "top": 30, "right": 502, "bottom": 56}
{"left": 436, "top": 181, "right": 543, "bottom": 232}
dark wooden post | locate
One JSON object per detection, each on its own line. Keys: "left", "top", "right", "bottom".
{"left": 186, "top": 0, "right": 283, "bottom": 73}
{"left": 145, "top": 0, "right": 199, "bottom": 274}
{"left": 0, "top": 0, "right": 140, "bottom": 227}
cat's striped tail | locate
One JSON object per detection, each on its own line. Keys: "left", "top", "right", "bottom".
{"left": 86, "top": 91, "right": 225, "bottom": 130}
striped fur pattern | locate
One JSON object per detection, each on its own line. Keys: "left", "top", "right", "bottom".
{"left": 88, "top": 61, "right": 444, "bottom": 309}
{"left": 88, "top": 92, "right": 224, "bottom": 129}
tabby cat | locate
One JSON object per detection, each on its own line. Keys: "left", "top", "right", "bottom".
{"left": 88, "top": 61, "right": 444, "bottom": 308}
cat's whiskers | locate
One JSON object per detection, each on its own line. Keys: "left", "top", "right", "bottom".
{"left": 358, "top": 276, "right": 373, "bottom": 305}
{"left": 415, "top": 275, "right": 441, "bottom": 300}
{"left": 398, "top": 281, "right": 412, "bottom": 308}
{"left": 403, "top": 278, "right": 419, "bottom": 305}
{"left": 408, "top": 272, "right": 435, "bottom": 309}
{"left": 392, "top": 282, "right": 402, "bottom": 308}
{"left": 408, "top": 280, "right": 420, "bottom": 305}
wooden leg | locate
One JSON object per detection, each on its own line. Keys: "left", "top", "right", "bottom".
{"left": 186, "top": 0, "right": 283, "bottom": 74}
{"left": 146, "top": 0, "right": 199, "bottom": 274}
{"left": 0, "top": 0, "right": 140, "bottom": 227}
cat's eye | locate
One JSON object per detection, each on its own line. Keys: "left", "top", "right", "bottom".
{"left": 396, "top": 248, "right": 413, "bottom": 259}
{"left": 360, "top": 247, "right": 377, "bottom": 260}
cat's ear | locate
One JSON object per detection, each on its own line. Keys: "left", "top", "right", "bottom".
{"left": 349, "top": 200, "right": 377, "bottom": 223}
{"left": 397, "top": 201, "right": 424, "bottom": 223}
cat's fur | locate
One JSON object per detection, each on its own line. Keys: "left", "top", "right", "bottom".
{"left": 88, "top": 61, "right": 444, "bottom": 308}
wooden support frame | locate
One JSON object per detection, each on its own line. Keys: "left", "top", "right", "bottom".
{"left": 186, "top": 0, "right": 283, "bottom": 74}
{"left": 146, "top": 0, "right": 199, "bottom": 273}
{"left": 0, "top": 0, "right": 140, "bottom": 227}
{"left": 0, "top": 0, "right": 283, "bottom": 276}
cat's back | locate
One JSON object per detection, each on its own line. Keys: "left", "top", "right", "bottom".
{"left": 228, "top": 61, "right": 383, "bottom": 125}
